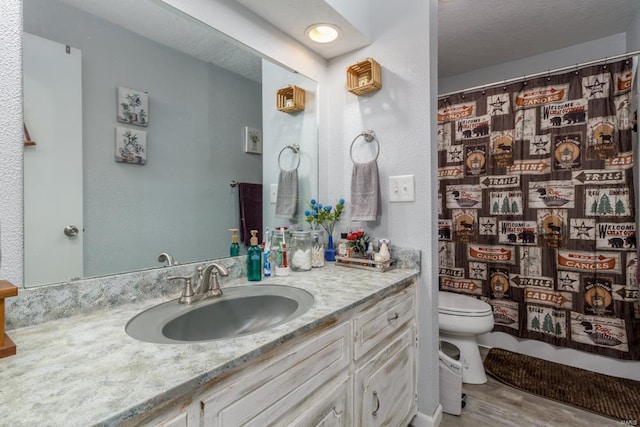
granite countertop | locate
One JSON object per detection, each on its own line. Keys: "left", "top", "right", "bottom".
{"left": 0, "top": 264, "right": 418, "bottom": 426}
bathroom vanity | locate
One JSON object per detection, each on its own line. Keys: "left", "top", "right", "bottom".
{"left": 0, "top": 264, "right": 418, "bottom": 426}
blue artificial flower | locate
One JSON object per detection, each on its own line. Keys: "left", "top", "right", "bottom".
{"left": 317, "top": 203, "right": 323, "bottom": 209}
{"left": 338, "top": 198, "right": 345, "bottom": 205}
{"left": 304, "top": 210, "right": 311, "bottom": 217}
{"left": 310, "top": 199, "right": 316, "bottom": 205}
{"left": 324, "top": 205, "right": 332, "bottom": 211}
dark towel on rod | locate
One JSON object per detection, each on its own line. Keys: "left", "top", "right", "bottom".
{"left": 238, "top": 182, "right": 262, "bottom": 244}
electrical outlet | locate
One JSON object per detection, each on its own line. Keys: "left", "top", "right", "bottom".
{"left": 270, "top": 184, "right": 278, "bottom": 204}
{"left": 389, "top": 175, "right": 415, "bottom": 202}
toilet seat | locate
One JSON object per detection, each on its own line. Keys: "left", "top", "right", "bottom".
{"left": 439, "top": 292, "right": 492, "bottom": 317}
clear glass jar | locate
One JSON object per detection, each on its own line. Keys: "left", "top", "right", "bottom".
{"left": 289, "top": 231, "right": 312, "bottom": 271}
{"left": 270, "top": 227, "right": 290, "bottom": 273}
{"left": 310, "top": 230, "right": 326, "bottom": 268}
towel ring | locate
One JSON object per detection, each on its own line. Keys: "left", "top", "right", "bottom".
{"left": 278, "top": 144, "right": 301, "bottom": 171}
{"left": 350, "top": 130, "right": 380, "bottom": 163}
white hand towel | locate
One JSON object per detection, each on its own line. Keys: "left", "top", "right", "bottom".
{"left": 275, "top": 169, "right": 298, "bottom": 219}
{"left": 351, "top": 160, "right": 379, "bottom": 221}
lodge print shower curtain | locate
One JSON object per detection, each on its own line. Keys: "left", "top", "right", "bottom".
{"left": 437, "top": 58, "right": 640, "bottom": 360}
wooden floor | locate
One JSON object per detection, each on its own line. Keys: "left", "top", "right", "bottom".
{"left": 439, "top": 349, "right": 620, "bottom": 427}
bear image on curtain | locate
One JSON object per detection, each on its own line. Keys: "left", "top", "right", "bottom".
{"left": 436, "top": 57, "right": 640, "bottom": 360}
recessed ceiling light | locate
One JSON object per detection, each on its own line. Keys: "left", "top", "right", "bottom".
{"left": 306, "top": 24, "right": 340, "bottom": 43}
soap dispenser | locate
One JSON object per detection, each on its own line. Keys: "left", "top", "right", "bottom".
{"left": 229, "top": 228, "right": 240, "bottom": 256}
{"left": 247, "top": 230, "right": 262, "bottom": 281}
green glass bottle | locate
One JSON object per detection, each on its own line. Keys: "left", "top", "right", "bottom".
{"left": 247, "top": 230, "right": 262, "bottom": 281}
{"left": 229, "top": 228, "right": 240, "bottom": 256}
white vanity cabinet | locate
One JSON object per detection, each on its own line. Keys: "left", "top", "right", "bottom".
{"left": 353, "top": 284, "right": 417, "bottom": 427}
{"left": 146, "top": 281, "right": 416, "bottom": 427}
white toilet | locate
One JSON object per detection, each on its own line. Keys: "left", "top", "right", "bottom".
{"left": 438, "top": 291, "right": 494, "bottom": 384}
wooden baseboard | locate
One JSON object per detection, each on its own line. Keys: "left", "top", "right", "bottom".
{"left": 0, "top": 333, "right": 16, "bottom": 358}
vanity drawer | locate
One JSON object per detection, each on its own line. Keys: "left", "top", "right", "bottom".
{"left": 353, "top": 283, "right": 415, "bottom": 360}
{"left": 201, "top": 322, "right": 351, "bottom": 426}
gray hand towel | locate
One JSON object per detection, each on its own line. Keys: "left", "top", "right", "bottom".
{"left": 351, "top": 160, "right": 379, "bottom": 221}
{"left": 275, "top": 169, "right": 298, "bottom": 219}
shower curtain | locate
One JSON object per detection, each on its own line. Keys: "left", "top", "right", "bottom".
{"left": 437, "top": 58, "right": 640, "bottom": 360}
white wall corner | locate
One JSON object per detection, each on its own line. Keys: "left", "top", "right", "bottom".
{"left": 323, "top": 0, "right": 371, "bottom": 41}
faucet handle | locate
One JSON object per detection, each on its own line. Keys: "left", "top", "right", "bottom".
{"left": 168, "top": 275, "right": 196, "bottom": 304}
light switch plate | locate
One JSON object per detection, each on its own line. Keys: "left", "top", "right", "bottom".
{"left": 389, "top": 175, "right": 415, "bottom": 202}
{"left": 270, "top": 184, "right": 278, "bottom": 204}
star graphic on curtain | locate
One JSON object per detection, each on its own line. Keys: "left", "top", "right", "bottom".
{"left": 572, "top": 221, "right": 594, "bottom": 238}
{"left": 558, "top": 273, "right": 578, "bottom": 290}
{"left": 532, "top": 137, "right": 549, "bottom": 154}
{"left": 449, "top": 146, "right": 462, "bottom": 161}
{"left": 489, "top": 98, "right": 508, "bottom": 114}
{"left": 481, "top": 221, "right": 495, "bottom": 233}
{"left": 584, "top": 78, "right": 607, "bottom": 97}
{"left": 470, "top": 265, "right": 484, "bottom": 278}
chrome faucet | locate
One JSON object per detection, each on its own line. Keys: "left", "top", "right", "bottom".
{"left": 158, "top": 252, "right": 178, "bottom": 266}
{"left": 168, "top": 262, "right": 229, "bottom": 305}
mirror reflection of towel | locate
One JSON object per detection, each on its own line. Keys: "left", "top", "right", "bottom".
{"left": 351, "top": 160, "right": 379, "bottom": 221}
{"left": 275, "top": 169, "right": 298, "bottom": 219}
{"left": 238, "top": 182, "right": 262, "bottom": 244}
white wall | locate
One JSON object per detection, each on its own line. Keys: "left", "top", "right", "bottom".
{"left": 439, "top": 33, "right": 627, "bottom": 95}
{"left": 627, "top": 5, "right": 640, "bottom": 52}
{"left": 324, "top": 0, "right": 439, "bottom": 422}
{"left": 440, "top": 33, "right": 640, "bottom": 381}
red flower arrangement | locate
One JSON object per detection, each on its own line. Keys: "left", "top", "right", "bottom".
{"left": 347, "top": 230, "right": 370, "bottom": 255}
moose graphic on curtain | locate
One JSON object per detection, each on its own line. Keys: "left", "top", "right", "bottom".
{"left": 437, "top": 58, "right": 640, "bottom": 360}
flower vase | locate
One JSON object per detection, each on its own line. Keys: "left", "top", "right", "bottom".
{"left": 325, "top": 234, "right": 336, "bottom": 261}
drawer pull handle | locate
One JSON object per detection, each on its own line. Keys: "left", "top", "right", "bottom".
{"left": 372, "top": 391, "right": 380, "bottom": 416}
{"left": 387, "top": 312, "right": 399, "bottom": 322}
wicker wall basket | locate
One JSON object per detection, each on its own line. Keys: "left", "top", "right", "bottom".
{"left": 276, "top": 85, "right": 305, "bottom": 113}
{"left": 346, "top": 58, "right": 382, "bottom": 96}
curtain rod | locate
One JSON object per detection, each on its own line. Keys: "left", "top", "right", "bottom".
{"left": 438, "top": 50, "right": 640, "bottom": 99}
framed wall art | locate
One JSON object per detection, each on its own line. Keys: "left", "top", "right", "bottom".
{"left": 117, "top": 87, "right": 149, "bottom": 127}
{"left": 115, "top": 126, "right": 147, "bottom": 165}
{"left": 244, "top": 126, "right": 262, "bottom": 154}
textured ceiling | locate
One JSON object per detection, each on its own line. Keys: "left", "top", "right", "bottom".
{"left": 234, "top": 0, "right": 370, "bottom": 58}
{"left": 58, "top": 0, "right": 263, "bottom": 83}
{"left": 439, "top": 0, "right": 639, "bottom": 77}
{"left": 53, "top": 0, "right": 640, "bottom": 83}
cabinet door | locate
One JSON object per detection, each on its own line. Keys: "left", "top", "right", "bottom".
{"left": 354, "top": 326, "right": 416, "bottom": 427}
{"left": 283, "top": 374, "right": 351, "bottom": 427}
{"left": 201, "top": 323, "right": 350, "bottom": 426}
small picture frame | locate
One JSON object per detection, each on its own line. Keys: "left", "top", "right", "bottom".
{"left": 115, "top": 126, "right": 147, "bottom": 164}
{"left": 244, "top": 126, "right": 262, "bottom": 154}
{"left": 117, "top": 87, "right": 149, "bottom": 127}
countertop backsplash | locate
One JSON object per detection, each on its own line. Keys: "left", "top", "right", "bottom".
{"left": 6, "top": 246, "right": 420, "bottom": 330}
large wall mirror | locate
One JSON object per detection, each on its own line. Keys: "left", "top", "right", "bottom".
{"left": 23, "top": 0, "right": 318, "bottom": 287}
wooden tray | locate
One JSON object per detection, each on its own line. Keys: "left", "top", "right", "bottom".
{"left": 334, "top": 256, "right": 394, "bottom": 272}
